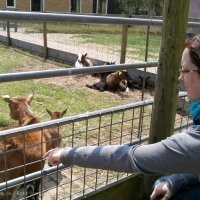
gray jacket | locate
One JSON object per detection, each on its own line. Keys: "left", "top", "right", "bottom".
{"left": 60, "top": 125, "right": 200, "bottom": 174}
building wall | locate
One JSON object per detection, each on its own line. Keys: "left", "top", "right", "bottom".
{"left": 0, "top": 0, "right": 94, "bottom": 13}
{"left": 16, "top": 0, "right": 30, "bottom": 11}
{"left": 188, "top": 0, "right": 200, "bottom": 34}
{"left": 45, "top": 0, "right": 69, "bottom": 12}
{"left": 189, "top": 0, "right": 200, "bottom": 18}
{"left": 82, "top": 0, "right": 93, "bottom": 13}
{"left": 0, "top": 0, "right": 6, "bottom": 9}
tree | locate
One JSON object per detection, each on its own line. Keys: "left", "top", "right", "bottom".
{"left": 151, "top": 0, "right": 164, "bottom": 16}
{"left": 122, "top": 0, "right": 147, "bottom": 15}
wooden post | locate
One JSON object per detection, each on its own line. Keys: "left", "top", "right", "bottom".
{"left": 150, "top": 0, "right": 190, "bottom": 143}
{"left": 120, "top": 16, "right": 129, "bottom": 64}
{"left": 143, "top": 0, "right": 190, "bottom": 198}
{"left": 6, "top": 21, "right": 11, "bottom": 46}
{"left": 43, "top": 22, "right": 48, "bottom": 60}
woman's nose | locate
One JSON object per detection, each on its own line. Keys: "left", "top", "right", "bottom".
{"left": 178, "top": 73, "right": 184, "bottom": 82}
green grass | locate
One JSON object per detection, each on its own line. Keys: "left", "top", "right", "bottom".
{"left": 20, "top": 22, "right": 161, "bottom": 35}
{"left": 17, "top": 22, "right": 161, "bottom": 61}
{"left": 0, "top": 45, "right": 138, "bottom": 127}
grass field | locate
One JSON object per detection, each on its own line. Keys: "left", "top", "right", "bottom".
{"left": 0, "top": 44, "right": 153, "bottom": 127}
{"left": 19, "top": 22, "right": 161, "bottom": 61}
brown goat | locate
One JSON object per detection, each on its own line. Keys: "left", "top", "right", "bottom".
{"left": 0, "top": 94, "right": 51, "bottom": 200}
{"left": 106, "top": 70, "right": 131, "bottom": 92}
{"left": 46, "top": 108, "right": 67, "bottom": 148}
{"left": 86, "top": 70, "right": 131, "bottom": 92}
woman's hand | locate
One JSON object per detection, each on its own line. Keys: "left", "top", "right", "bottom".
{"left": 150, "top": 181, "right": 172, "bottom": 200}
{"left": 44, "top": 148, "right": 63, "bottom": 166}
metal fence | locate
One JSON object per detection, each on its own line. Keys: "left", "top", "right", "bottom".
{"left": 0, "top": 11, "right": 193, "bottom": 200}
{"left": 0, "top": 90, "right": 191, "bottom": 200}
{"left": 0, "top": 11, "right": 163, "bottom": 73}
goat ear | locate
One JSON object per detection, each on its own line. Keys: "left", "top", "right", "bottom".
{"left": 2, "top": 95, "right": 10, "bottom": 102}
{"left": 85, "top": 53, "right": 87, "bottom": 57}
{"left": 61, "top": 108, "right": 67, "bottom": 116}
{"left": 2, "top": 96, "right": 18, "bottom": 105}
{"left": 46, "top": 108, "right": 53, "bottom": 117}
{"left": 27, "top": 94, "right": 34, "bottom": 105}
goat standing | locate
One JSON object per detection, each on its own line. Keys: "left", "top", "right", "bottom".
{"left": 46, "top": 108, "right": 67, "bottom": 148}
{"left": 0, "top": 94, "right": 51, "bottom": 200}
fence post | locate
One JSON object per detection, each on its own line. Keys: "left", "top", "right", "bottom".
{"left": 143, "top": 0, "right": 190, "bottom": 198}
{"left": 6, "top": 20, "right": 11, "bottom": 46}
{"left": 120, "top": 15, "right": 129, "bottom": 64}
{"left": 14, "top": 21, "right": 17, "bottom": 32}
{"left": 43, "top": 22, "right": 48, "bottom": 59}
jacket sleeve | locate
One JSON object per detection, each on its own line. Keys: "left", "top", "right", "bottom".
{"left": 60, "top": 127, "right": 200, "bottom": 174}
{"left": 153, "top": 174, "right": 200, "bottom": 195}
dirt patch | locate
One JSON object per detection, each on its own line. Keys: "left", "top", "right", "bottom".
{"left": 13, "top": 61, "right": 155, "bottom": 102}
{"left": 42, "top": 75, "right": 154, "bottom": 102}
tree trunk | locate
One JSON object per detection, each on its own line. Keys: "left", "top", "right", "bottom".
{"left": 149, "top": 0, "right": 190, "bottom": 144}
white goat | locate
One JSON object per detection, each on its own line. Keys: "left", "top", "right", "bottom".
{"left": 75, "top": 53, "right": 93, "bottom": 68}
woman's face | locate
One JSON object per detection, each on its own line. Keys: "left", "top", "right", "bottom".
{"left": 179, "top": 48, "right": 200, "bottom": 102}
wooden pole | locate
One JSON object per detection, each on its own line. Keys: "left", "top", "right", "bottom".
{"left": 120, "top": 24, "right": 128, "bottom": 64}
{"left": 149, "top": 0, "right": 190, "bottom": 144}
{"left": 120, "top": 15, "right": 129, "bottom": 64}
{"left": 6, "top": 20, "right": 11, "bottom": 46}
{"left": 143, "top": 0, "right": 190, "bottom": 199}
{"left": 43, "top": 22, "right": 48, "bottom": 60}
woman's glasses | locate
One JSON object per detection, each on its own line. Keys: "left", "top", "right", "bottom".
{"left": 179, "top": 69, "right": 200, "bottom": 74}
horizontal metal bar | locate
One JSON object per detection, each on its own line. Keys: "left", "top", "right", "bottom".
{"left": 0, "top": 164, "right": 65, "bottom": 190}
{"left": 0, "top": 120, "right": 191, "bottom": 190}
{"left": 0, "top": 135, "right": 148, "bottom": 190}
{"left": 0, "top": 62, "right": 158, "bottom": 83}
{"left": 0, "top": 100, "right": 153, "bottom": 139}
{"left": 0, "top": 91, "right": 188, "bottom": 139}
{"left": 0, "top": 11, "right": 199, "bottom": 28}
{"left": 0, "top": 11, "right": 163, "bottom": 26}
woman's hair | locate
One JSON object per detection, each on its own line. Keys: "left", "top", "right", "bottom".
{"left": 185, "top": 34, "right": 200, "bottom": 70}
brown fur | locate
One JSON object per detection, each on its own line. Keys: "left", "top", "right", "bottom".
{"left": 46, "top": 108, "right": 67, "bottom": 148}
{"left": 78, "top": 53, "right": 90, "bottom": 66}
{"left": 106, "top": 70, "right": 131, "bottom": 92}
{"left": 0, "top": 94, "right": 51, "bottom": 200}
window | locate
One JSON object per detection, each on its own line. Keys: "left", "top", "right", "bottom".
{"left": 7, "top": 0, "right": 15, "bottom": 7}
{"left": 97, "top": 0, "right": 107, "bottom": 14}
{"left": 31, "top": 0, "right": 43, "bottom": 11}
{"left": 71, "top": 0, "right": 80, "bottom": 13}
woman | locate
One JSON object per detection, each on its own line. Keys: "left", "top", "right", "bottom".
{"left": 45, "top": 34, "right": 200, "bottom": 199}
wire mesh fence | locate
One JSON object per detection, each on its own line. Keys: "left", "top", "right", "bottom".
{"left": 0, "top": 93, "right": 191, "bottom": 200}
{"left": 0, "top": 15, "right": 162, "bottom": 68}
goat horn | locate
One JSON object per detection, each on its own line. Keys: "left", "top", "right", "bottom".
{"left": 46, "top": 108, "right": 53, "bottom": 116}
{"left": 26, "top": 94, "right": 34, "bottom": 105}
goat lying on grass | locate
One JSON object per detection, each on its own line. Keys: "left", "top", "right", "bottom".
{"left": 46, "top": 108, "right": 67, "bottom": 148}
{"left": 75, "top": 53, "right": 93, "bottom": 68}
{"left": 86, "top": 70, "right": 131, "bottom": 92}
{"left": 106, "top": 70, "right": 131, "bottom": 92}
{"left": 0, "top": 94, "right": 51, "bottom": 200}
